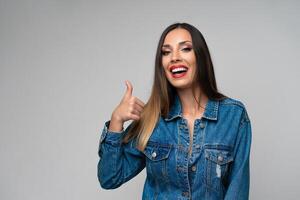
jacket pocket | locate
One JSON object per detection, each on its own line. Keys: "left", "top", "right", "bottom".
{"left": 143, "top": 142, "right": 172, "bottom": 180}
{"left": 204, "top": 144, "right": 233, "bottom": 192}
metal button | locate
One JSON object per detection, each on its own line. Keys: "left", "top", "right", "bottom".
{"left": 151, "top": 151, "right": 157, "bottom": 158}
{"left": 182, "top": 191, "right": 189, "bottom": 197}
{"left": 200, "top": 122, "right": 205, "bottom": 129}
{"left": 217, "top": 155, "right": 223, "bottom": 162}
{"left": 191, "top": 165, "right": 197, "bottom": 172}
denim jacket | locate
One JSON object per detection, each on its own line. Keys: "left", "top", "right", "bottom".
{"left": 97, "top": 94, "right": 252, "bottom": 200}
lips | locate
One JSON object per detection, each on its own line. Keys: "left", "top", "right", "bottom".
{"left": 169, "top": 65, "right": 188, "bottom": 78}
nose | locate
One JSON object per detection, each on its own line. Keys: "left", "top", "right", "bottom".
{"left": 171, "top": 50, "right": 182, "bottom": 63}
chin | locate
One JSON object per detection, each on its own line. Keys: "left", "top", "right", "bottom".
{"left": 170, "top": 82, "right": 193, "bottom": 90}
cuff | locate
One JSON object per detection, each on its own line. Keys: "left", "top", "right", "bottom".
{"left": 100, "top": 120, "right": 124, "bottom": 144}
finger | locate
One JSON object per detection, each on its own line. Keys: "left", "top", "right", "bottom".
{"left": 128, "top": 105, "right": 141, "bottom": 115}
{"left": 131, "top": 108, "right": 141, "bottom": 116}
{"left": 134, "top": 97, "right": 145, "bottom": 107}
{"left": 134, "top": 103, "right": 144, "bottom": 114}
{"left": 133, "top": 104, "right": 143, "bottom": 113}
{"left": 124, "top": 80, "right": 133, "bottom": 98}
{"left": 129, "top": 113, "right": 140, "bottom": 121}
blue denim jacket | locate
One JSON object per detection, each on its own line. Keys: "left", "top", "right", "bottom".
{"left": 97, "top": 94, "right": 252, "bottom": 200}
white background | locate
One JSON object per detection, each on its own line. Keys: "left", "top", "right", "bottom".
{"left": 1, "top": 0, "right": 299, "bottom": 199}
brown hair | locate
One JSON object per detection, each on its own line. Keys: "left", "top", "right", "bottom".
{"left": 123, "top": 22, "right": 226, "bottom": 151}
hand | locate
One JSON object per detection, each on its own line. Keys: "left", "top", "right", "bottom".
{"left": 109, "top": 81, "right": 145, "bottom": 132}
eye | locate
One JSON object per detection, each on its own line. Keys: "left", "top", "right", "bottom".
{"left": 182, "top": 47, "right": 192, "bottom": 52}
{"left": 161, "top": 51, "right": 170, "bottom": 56}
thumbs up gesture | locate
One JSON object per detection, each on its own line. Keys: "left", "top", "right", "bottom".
{"left": 109, "top": 81, "right": 145, "bottom": 132}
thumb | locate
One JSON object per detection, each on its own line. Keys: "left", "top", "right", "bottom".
{"left": 124, "top": 80, "right": 133, "bottom": 97}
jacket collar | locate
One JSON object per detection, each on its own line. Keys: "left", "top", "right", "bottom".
{"left": 164, "top": 93, "right": 219, "bottom": 121}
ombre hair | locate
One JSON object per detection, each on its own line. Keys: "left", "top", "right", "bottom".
{"left": 123, "top": 22, "right": 226, "bottom": 151}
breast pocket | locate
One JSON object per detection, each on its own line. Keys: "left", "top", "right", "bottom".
{"left": 143, "top": 142, "right": 172, "bottom": 180}
{"left": 204, "top": 145, "right": 233, "bottom": 192}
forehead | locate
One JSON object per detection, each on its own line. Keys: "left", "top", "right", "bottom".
{"left": 163, "top": 28, "right": 192, "bottom": 45}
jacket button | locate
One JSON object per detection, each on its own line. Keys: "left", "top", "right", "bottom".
{"left": 200, "top": 122, "right": 205, "bottom": 129}
{"left": 151, "top": 152, "right": 157, "bottom": 158}
{"left": 217, "top": 155, "right": 223, "bottom": 162}
{"left": 182, "top": 191, "right": 189, "bottom": 197}
{"left": 191, "top": 165, "right": 197, "bottom": 172}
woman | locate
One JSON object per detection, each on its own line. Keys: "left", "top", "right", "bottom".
{"left": 97, "top": 22, "right": 252, "bottom": 200}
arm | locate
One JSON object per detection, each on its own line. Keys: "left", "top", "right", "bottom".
{"left": 224, "top": 109, "right": 252, "bottom": 200}
{"left": 97, "top": 120, "right": 146, "bottom": 189}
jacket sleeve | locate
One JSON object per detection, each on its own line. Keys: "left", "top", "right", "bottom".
{"left": 97, "top": 120, "right": 146, "bottom": 189}
{"left": 224, "top": 108, "right": 252, "bottom": 200}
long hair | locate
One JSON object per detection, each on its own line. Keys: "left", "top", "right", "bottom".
{"left": 123, "top": 22, "right": 226, "bottom": 151}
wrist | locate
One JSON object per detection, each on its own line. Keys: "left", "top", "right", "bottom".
{"left": 111, "top": 113, "right": 123, "bottom": 124}
{"left": 109, "top": 115, "right": 124, "bottom": 132}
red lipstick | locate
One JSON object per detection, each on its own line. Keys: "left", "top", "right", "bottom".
{"left": 169, "top": 65, "right": 188, "bottom": 78}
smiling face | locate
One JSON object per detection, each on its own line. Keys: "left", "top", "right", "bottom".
{"left": 162, "top": 28, "right": 198, "bottom": 89}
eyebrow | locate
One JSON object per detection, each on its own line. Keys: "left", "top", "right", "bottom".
{"left": 162, "top": 40, "right": 192, "bottom": 48}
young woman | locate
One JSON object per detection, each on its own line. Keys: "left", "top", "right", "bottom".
{"left": 97, "top": 22, "right": 252, "bottom": 200}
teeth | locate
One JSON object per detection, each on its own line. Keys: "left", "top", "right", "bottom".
{"left": 171, "top": 67, "right": 187, "bottom": 73}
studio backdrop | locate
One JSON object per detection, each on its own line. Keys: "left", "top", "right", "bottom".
{"left": 1, "top": 0, "right": 299, "bottom": 199}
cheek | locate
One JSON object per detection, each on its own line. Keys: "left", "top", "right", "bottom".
{"left": 162, "top": 58, "right": 167, "bottom": 68}
{"left": 162, "top": 60, "right": 169, "bottom": 74}
{"left": 186, "top": 54, "right": 196, "bottom": 63}
{"left": 163, "top": 67, "right": 170, "bottom": 78}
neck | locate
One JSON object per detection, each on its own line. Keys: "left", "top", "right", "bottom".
{"left": 176, "top": 86, "right": 208, "bottom": 117}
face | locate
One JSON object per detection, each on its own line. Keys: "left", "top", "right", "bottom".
{"left": 161, "top": 28, "right": 197, "bottom": 89}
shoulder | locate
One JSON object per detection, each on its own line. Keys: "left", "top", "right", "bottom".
{"left": 218, "top": 96, "right": 250, "bottom": 123}
{"left": 219, "top": 96, "right": 246, "bottom": 108}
